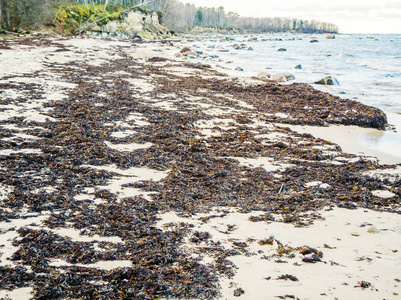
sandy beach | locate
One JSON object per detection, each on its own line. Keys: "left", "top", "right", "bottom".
{"left": 0, "top": 36, "right": 400, "bottom": 299}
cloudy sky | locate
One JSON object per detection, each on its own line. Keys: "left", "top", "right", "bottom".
{"left": 182, "top": 0, "right": 401, "bottom": 34}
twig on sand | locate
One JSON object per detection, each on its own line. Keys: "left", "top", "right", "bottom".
{"left": 278, "top": 183, "right": 284, "bottom": 195}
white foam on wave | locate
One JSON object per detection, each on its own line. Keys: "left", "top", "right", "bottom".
{"left": 346, "top": 58, "right": 401, "bottom": 73}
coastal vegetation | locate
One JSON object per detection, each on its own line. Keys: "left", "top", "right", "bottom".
{"left": 0, "top": 0, "right": 339, "bottom": 35}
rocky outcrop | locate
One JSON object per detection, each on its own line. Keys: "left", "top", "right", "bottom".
{"left": 88, "top": 10, "right": 169, "bottom": 39}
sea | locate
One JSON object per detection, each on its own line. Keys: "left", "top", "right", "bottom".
{"left": 186, "top": 33, "right": 401, "bottom": 163}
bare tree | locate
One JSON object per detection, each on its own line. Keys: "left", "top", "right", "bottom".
{"left": 1, "top": 0, "right": 12, "bottom": 31}
{"left": 0, "top": 2, "right": 2, "bottom": 31}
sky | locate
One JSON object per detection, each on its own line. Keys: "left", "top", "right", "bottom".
{"left": 182, "top": 0, "right": 401, "bottom": 34}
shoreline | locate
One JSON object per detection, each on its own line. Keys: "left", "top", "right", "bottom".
{"left": 171, "top": 32, "right": 401, "bottom": 164}
{"left": 280, "top": 124, "right": 401, "bottom": 165}
{"left": 0, "top": 36, "right": 400, "bottom": 299}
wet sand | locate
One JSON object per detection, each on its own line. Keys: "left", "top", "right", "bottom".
{"left": 0, "top": 36, "right": 400, "bottom": 299}
{"left": 283, "top": 124, "right": 401, "bottom": 165}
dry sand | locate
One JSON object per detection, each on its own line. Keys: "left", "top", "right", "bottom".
{"left": 158, "top": 206, "right": 401, "bottom": 300}
{"left": 0, "top": 36, "right": 400, "bottom": 299}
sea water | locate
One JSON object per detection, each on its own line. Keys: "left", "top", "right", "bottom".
{"left": 188, "top": 33, "right": 401, "bottom": 162}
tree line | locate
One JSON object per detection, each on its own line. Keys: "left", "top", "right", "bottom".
{"left": 0, "top": 0, "right": 56, "bottom": 32}
{"left": 157, "top": 1, "right": 338, "bottom": 33}
{"left": 0, "top": 0, "right": 339, "bottom": 34}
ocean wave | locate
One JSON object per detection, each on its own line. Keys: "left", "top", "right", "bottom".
{"left": 334, "top": 53, "right": 354, "bottom": 60}
{"left": 374, "top": 81, "right": 401, "bottom": 88}
{"left": 345, "top": 59, "right": 401, "bottom": 72}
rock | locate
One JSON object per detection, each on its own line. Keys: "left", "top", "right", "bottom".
{"left": 235, "top": 67, "right": 244, "bottom": 71}
{"left": 314, "top": 76, "right": 339, "bottom": 85}
{"left": 310, "top": 39, "right": 319, "bottom": 43}
{"left": 217, "top": 49, "right": 229, "bottom": 52}
{"left": 247, "top": 47, "right": 254, "bottom": 51}
{"left": 257, "top": 72, "right": 270, "bottom": 80}
{"left": 233, "top": 44, "right": 241, "bottom": 50}
{"left": 351, "top": 232, "right": 360, "bottom": 237}
{"left": 277, "top": 48, "right": 287, "bottom": 51}
{"left": 174, "top": 53, "right": 182, "bottom": 58}
{"left": 233, "top": 288, "right": 245, "bottom": 297}
{"left": 184, "top": 51, "right": 198, "bottom": 57}
{"left": 137, "top": 30, "right": 157, "bottom": 40}
{"left": 180, "top": 46, "right": 191, "bottom": 53}
{"left": 281, "top": 72, "right": 295, "bottom": 81}
{"left": 367, "top": 227, "right": 379, "bottom": 234}
{"left": 294, "top": 64, "right": 302, "bottom": 69}
{"left": 216, "top": 64, "right": 230, "bottom": 70}
{"left": 86, "top": 10, "right": 168, "bottom": 39}
{"left": 248, "top": 37, "right": 257, "bottom": 41}
{"left": 271, "top": 73, "right": 295, "bottom": 82}
{"left": 326, "top": 34, "right": 335, "bottom": 39}
{"left": 270, "top": 74, "right": 286, "bottom": 82}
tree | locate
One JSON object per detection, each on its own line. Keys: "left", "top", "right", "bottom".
{"left": 1, "top": 0, "right": 12, "bottom": 31}
{"left": 195, "top": 9, "right": 203, "bottom": 26}
{"left": 0, "top": 0, "right": 57, "bottom": 31}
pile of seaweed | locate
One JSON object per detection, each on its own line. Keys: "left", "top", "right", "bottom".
{"left": 0, "top": 38, "right": 399, "bottom": 299}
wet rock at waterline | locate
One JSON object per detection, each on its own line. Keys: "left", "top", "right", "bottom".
{"left": 281, "top": 73, "right": 295, "bottom": 81}
{"left": 270, "top": 73, "right": 295, "bottom": 82}
{"left": 314, "top": 76, "right": 340, "bottom": 85}
{"left": 270, "top": 74, "right": 287, "bottom": 82}
{"left": 257, "top": 72, "right": 270, "bottom": 80}
{"left": 180, "top": 46, "right": 191, "bottom": 53}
